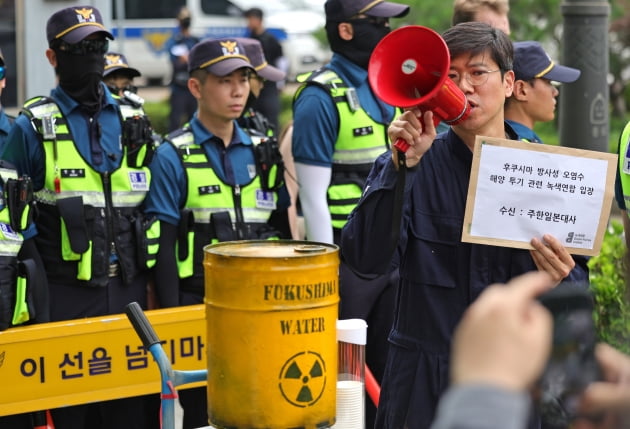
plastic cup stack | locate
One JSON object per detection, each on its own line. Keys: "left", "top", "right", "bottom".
{"left": 334, "top": 379, "right": 364, "bottom": 429}
{"left": 333, "top": 319, "right": 367, "bottom": 429}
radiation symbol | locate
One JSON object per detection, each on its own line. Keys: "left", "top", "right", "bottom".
{"left": 278, "top": 351, "right": 327, "bottom": 408}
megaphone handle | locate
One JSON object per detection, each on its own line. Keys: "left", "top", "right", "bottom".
{"left": 393, "top": 138, "right": 410, "bottom": 153}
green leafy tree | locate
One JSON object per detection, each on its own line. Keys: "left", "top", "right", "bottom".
{"left": 391, "top": 1, "right": 450, "bottom": 32}
{"left": 510, "top": 0, "right": 562, "bottom": 42}
{"left": 588, "top": 220, "right": 630, "bottom": 354}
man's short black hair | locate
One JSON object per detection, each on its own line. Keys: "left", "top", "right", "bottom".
{"left": 244, "top": 7, "right": 263, "bottom": 19}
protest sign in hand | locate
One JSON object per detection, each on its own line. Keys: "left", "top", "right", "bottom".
{"left": 462, "top": 136, "right": 617, "bottom": 256}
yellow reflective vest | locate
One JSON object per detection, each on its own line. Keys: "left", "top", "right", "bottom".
{"left": 166, "top": 127, "right": 281, "bottom": 285}
{"left": 295, "top": 68, "right": 396, "bottom": 230}
{"left": 23, "top": 96, "right": 151, "bottom": 286}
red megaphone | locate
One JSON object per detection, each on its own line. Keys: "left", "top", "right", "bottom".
{"left": 368, "top": 25, "right": 470, "bottom": 152}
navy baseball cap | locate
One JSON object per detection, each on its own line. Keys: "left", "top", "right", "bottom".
{"left": 104, "top": 52, "right": 141, "bottom": 78}
{"left": 325, "top": 0, "right": 409, "bottom": 22}
{"left": 188, "top": 38, "right": 255, "bottom": 76}
{"left": 47, "top": 6, "right": 114, "bottom": 45}
{"left": 236, "top": 38, "right": 285, "bottom": 82}
{"left": 513, "top": 41, "right": 580, "bottom": 83}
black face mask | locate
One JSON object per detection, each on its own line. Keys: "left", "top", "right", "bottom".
{"left": 55, "top": 49, "right": 105, "bottom": 114}
{"left": 180, "top": 17, "right": 191, "bottom": 29}
{"left": 328, "top": 19, "right": 390, "bottom": 69}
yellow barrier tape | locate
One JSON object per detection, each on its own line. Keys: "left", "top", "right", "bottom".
{"left": 0, "top": 304, "right": 206, "bottom": 415}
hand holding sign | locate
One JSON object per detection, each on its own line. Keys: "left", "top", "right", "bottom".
{"left": 530, "top": 234, "right": 576, "bottom": 284}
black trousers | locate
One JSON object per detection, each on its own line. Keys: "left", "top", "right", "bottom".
{"left": 0, "top": 413, "right": 39, "bottom": 429}
{"left": 47, "top": 274, "right": 151, "bottom": 429}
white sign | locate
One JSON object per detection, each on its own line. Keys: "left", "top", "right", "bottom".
{"left": 462, "top": 136, "right": 618, "bottom": 256}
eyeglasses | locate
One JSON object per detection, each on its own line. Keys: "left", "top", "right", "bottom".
{"left": 349, "top": 16, "right": 389, "bottom": 27}
{"left": 448, "top": 69, "right": 501, "bottom": 86}
{"left": 56, "top": 39, "right": 109, "bottom": 56}
{"left": 529, "top": 78, "right": 558, "bottom": 89}
{"left": 0, "top": 67, "right": 6, "bottom": 80}
{"left": 107, "top": 84, "right": 138, "bottom": 95}
{"left": 121, "top": 84, "right": 138, "bottom": 94}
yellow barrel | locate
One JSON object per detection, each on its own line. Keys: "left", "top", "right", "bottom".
{"left": 203, "top": 240, "right": 339, "bottom": 429}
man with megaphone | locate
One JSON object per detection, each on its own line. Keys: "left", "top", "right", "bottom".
{"left": 341, "top": 21, "right": 589, "bottom": 429}
{"left": 291, "top": 0, "right": 411, "bottom": 426}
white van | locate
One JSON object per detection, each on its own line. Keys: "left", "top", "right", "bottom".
{"left": 108, "top": 0, "right": 247, "bottom": 85}
{"left": 108, "top": 0, "right": 329, "bottom": 85}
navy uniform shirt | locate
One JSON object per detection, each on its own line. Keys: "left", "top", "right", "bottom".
{"left": 505, "top": 119, "right": 543, "bottom": 143}
{"left": 341, "top": 126, "right": 589, "bottom": 428}
{"left": 166, "top": 30, "right": 199, "bottom": 88}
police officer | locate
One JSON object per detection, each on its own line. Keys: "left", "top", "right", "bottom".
{"left": 103, "top": 51, "right": 142, "bottom": 97}
{"left": 103, "top": 50, "right": 164, "bottom": 426}
{"left": 0, "top": 161, "right": 50, "bottom": 429}
{"left": 291, "top": 0, "right": 409, "bottom": 425}
{"left": 292, "top": 0, "right": 409, "bottom": 243}
{"left": 505, "top": 41, "right": 581, "bottom": 143}
{"left": 615, "top": 122, "right": 630, "bottom": 266}
{"left": 166, "top": 6, "right": 200, "bottom": 131}
{"left": 236, "top": 37, "right": 286, "bottom": 138}
{"left": 0, "top": 6, "right": 153, "bottom": 428}
{"left": 243, "top": 7, "right": 287, "bottom": 133}
{"left": 104, "top": 52, "right": 159, "bottom": 170}
{"left": 142, "top": 37, "right": 291, "bottom": 428}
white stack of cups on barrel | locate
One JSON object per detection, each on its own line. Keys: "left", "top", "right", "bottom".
{"left": 334, "top": 319, "right": 367, "bottom": 429}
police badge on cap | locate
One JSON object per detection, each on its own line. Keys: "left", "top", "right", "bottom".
{"left": 188, "top": 38, "right": 254, "bottom": 76}
{"left": 46, "top": 6, "right": 114, "bottom": 45}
